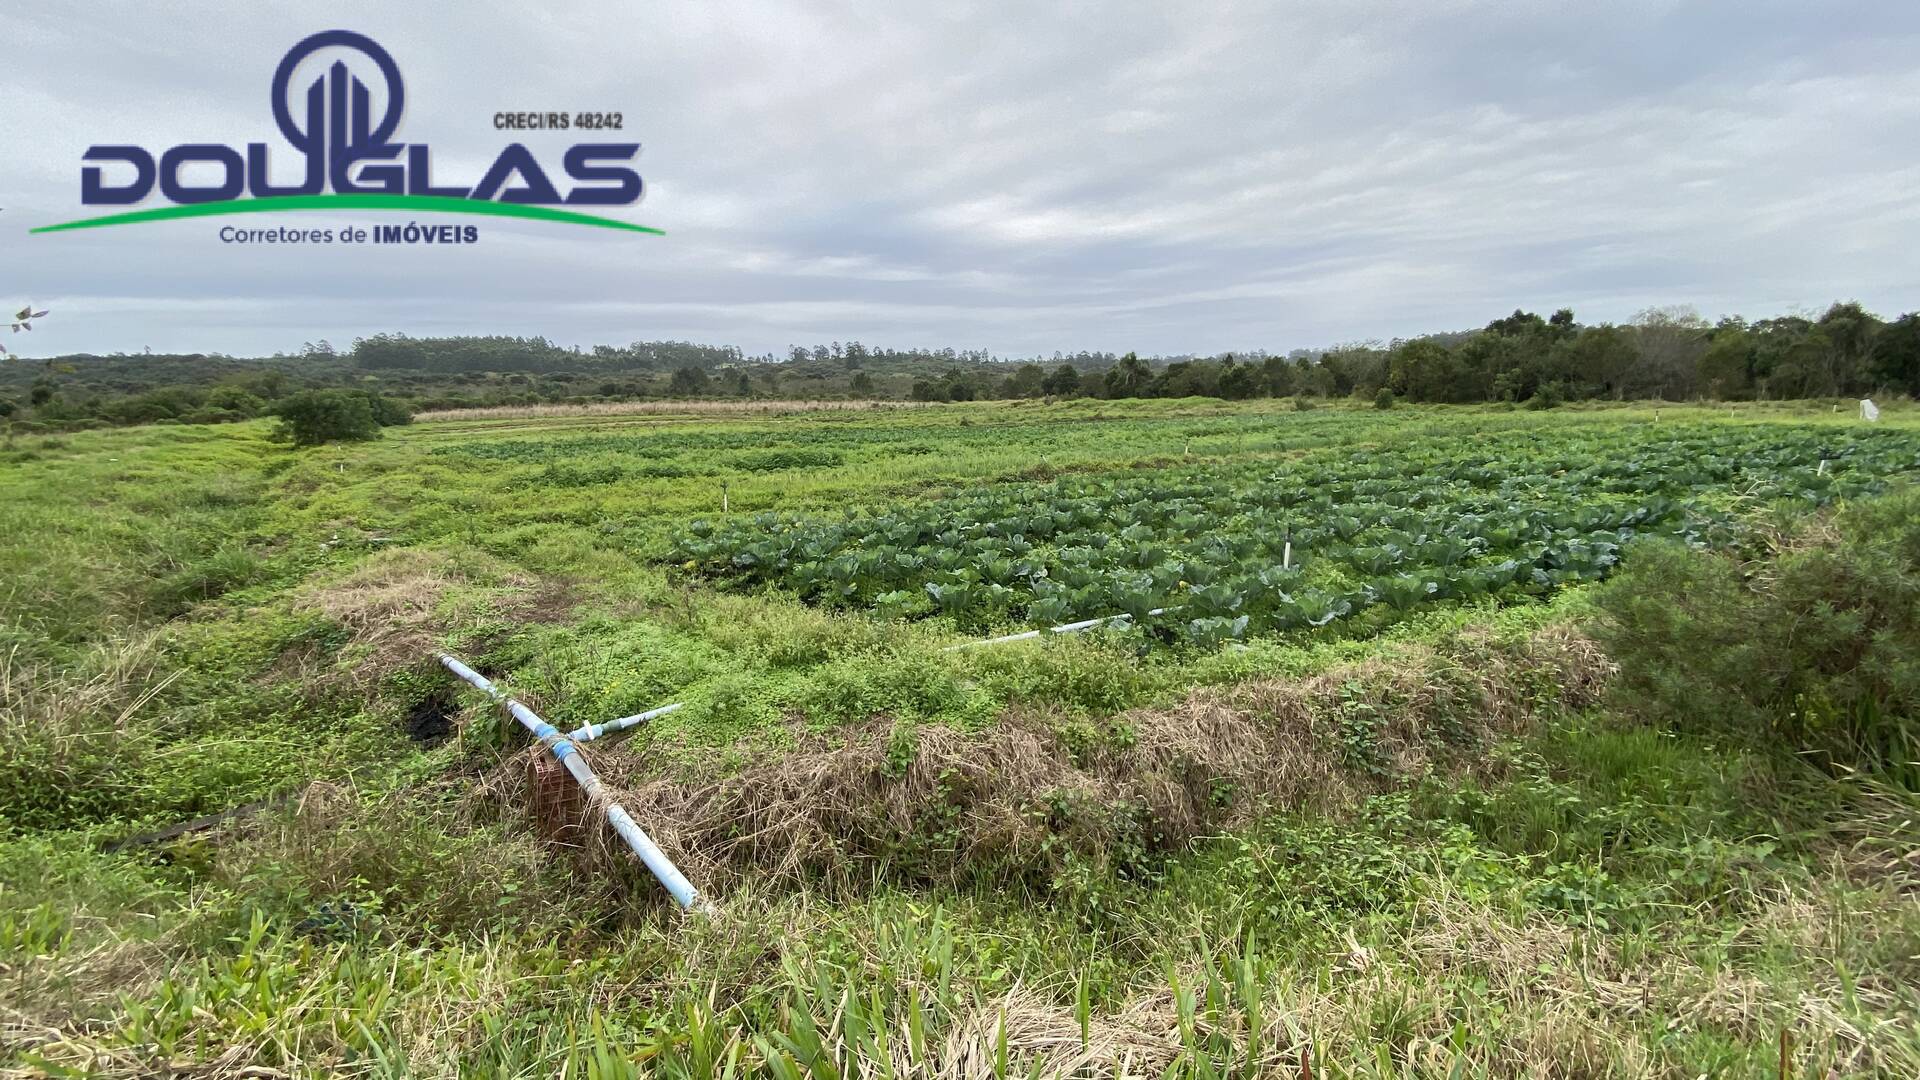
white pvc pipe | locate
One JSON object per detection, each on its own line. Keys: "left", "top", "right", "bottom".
{"left": 571, "top": 702, "right": 684, "bottom": 743}
{"left": 942, "top": 608, "right": 1169, "bottom": 652}
{"left": 438, "top": 653, "right": 708, "bottom": 913}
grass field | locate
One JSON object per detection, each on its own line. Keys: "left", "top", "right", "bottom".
{"left": 3, "top": 398, "right": 1918, "bottom": 1077}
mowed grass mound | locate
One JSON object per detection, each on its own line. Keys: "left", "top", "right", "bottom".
{"left": 3, "top": 399, "right": 1919, "bottom": 1077}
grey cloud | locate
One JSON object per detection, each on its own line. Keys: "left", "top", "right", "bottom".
{"left": 3, "top": 0, "right": 1917, "bottom": 359}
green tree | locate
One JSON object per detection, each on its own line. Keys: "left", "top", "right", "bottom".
{"left": 1260, "top": 355, "right": 1295, "bottom": 397}
{"left": 1816, "top": 301, "right": 1882, "bottom": 396}
{"left": 203, "top": 383, "right": 264, "bottom": 414}
{"left": 1041, "top": 364, "right": 1082, "bottom": 396}
{"left": 1320, "top": 345, "right": 1387, "bottom": 396}
{"left": 1557, "top": 325, "right": 1637, "bottom": 400}
{"left": 1868, "top": 313, "right": 1920, "bottom": 396}
{"left": 1697, "top": 320, "right": 1756, "bottom": 400}
{"left": 1750, "top": 316, "right": 1812, "bottom": 397}
{"left": 361, "top": 391, "right": 412, "bottom": 427}
{"left": 941, "top": 368, "right": 977, "bottom": 401}
{"left": 1004, "top": 363, "right": 1046, "bottom": 398}
{"left": 1216, "top": 360, "right": 1262, "bottom": 400}
{"left": 850, "top": 371, "right": 875, "bottom": 395}
{"left": 1147, "top": 360, "right": 1217, "bottom": 398}
{"left": 1103, "top": 353, "right": 1152, "bottom": 398}
{"left": 1487, "top": 309, "right": 1549, "bottom": 338}
{"left": 1754, "top": 318, "right": 1827, "bottom": 399}
{"left": 1389, "top": 339, "right": 1459, "bottom": 402}
{"left": 1629, "top": 306, "right": 1710, "bottom": 398}
{"left": 668, "top": 367, "right": 711, "bottom": 396}
{"left": 271, "top": 389, "right": 382, "bottom": 447}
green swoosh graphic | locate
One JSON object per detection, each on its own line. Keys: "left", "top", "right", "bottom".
{"left": 31, "top": 194, "right": 664, "bottom": 234}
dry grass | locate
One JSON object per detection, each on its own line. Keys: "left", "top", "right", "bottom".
{"left": 414, "top": 399, "right": 932, "bottom": 422}
{"left": 0, "top": 634, "right": 172, "bottom": 751}
{"left": 292, "top": 548, "right": 569, "bottom": 685}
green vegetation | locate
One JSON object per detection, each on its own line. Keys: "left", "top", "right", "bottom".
{"left": 270, "top": 388, "right": 413, "bottom": 446}
{"left": 3, "top": 299, "right": 1914, "bottom": 434}
{"left": 3, "top": 399, "right": 1917, "bottom": 1076}
{"left": 1594, "top": 489, "right": 1920, "bottom": 786}
{"left": 674, "top": 422, "right": 1917, "bottom": 644}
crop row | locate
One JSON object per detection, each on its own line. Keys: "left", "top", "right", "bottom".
{"left": 671, "top": 423, "right": 1920, "bottom": 646}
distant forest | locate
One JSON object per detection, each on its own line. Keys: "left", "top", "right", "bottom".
{"left": 2, "top": 301, "right": 1915, "bottom": 432}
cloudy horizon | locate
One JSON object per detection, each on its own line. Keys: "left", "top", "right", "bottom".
{"left": 4, "top": 0, "right": 1917, "bottom": 360}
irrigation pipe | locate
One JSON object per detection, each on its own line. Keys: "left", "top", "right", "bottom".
{"left": 942, "top": 608, "right": 1169, "bottom": 652}
{"left": 570, "top": 701, "right": 684, "bottom": 743}
{"left": 437, "top": 653, "right": 710, "bottom": 914}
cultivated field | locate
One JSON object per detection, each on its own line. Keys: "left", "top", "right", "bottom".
{"left": 3, "top": 398, "right": 1918, "bottom": 1077}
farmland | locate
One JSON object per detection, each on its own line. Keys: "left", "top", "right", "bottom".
{"left": 673, "top": 423, "right": 1914, "bottom": 643}
{"left": 4, "top": 398, "right": 1920, "bottom": 1077}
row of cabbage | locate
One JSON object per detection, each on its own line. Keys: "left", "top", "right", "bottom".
{"left": 670, "top": 423, "right": 1920, "bottom": 646}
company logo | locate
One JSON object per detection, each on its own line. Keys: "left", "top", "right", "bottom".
{"left": 35, "top": 30, "right": 659, "bottom": 235}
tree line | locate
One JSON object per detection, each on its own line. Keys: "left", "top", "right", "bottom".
{"left": 4, "top": 301, "right": 1914, "bottom": 434}
{"left": 909, "top": 302, "right": 1918, "bottom": 405}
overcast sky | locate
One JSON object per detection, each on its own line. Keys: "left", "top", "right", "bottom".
{"left": 4, "top": 1, "right": 1917, "bottom": 359}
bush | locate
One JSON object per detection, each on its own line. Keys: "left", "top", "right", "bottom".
{"left": 363, "top": 392, "right": 413, "bottom": 427}
{"left": 1592, "top": 489, "right": 1920, "bottom": 784}
{"left": 1525, "top": 381, "right": 1566, "bottom": 410}
{"left": 204, "top": 385, "right": 266, "bottom": 415}
{"left": 1374, "top": 388, "right": 1395, "bottom": 410}
{"left": 272, "top": 390, "right": 380, "bottom": 446}
{"left": 270, "top": 390, "right": 409, "bottom": 447}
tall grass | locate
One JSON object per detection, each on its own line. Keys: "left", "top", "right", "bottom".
{"left": 4, "top": 402, "right": 1919, "bottom": 1075}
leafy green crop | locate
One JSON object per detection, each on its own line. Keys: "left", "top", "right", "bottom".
{"left": 673, "top": 423, "right": 1920, "bottom": 648}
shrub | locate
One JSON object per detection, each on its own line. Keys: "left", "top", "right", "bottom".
{"left": 363, "top": 392, "right": 413, "bottom": 427}
{"left": 1525, "top": 381, "right": 1565, "bottom": 410}
{"left": 1592, "top": 489, "right": 1920, "bottom": 784}
{"left": 204, "top": 385, "right": 266, "bottom": 415}
{"left": 271, "top": 390, "right": 408, "bottom": 446}
{"left": 1374, "top": 388, "right": 1395, "bottom": 410}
